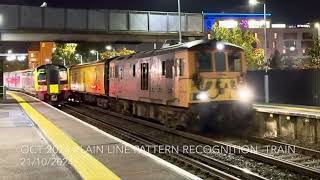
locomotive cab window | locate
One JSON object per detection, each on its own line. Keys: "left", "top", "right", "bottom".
{"left": 228, "top": 51, "right": 241, "bottom": 72}
{"left": 38, "top": 70, "right": 46, "bottom": 83}
{"left": 215, "top": 52, "right": 226, "bottom": 72}
{"left": 59, "top": 68, "right": 68, "bottom": 83}
{"left": 161, "top": 61, "right": 166, "bottom": 76}
{"left": 194, "top": 51, "right": 213, "bottom": 72}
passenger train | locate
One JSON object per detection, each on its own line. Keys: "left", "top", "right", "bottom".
{"left": 4, "top": 64, "right": 70, "bottom": 105}
{"left": 69, "top": 39, "right": 254, "bottom": 131}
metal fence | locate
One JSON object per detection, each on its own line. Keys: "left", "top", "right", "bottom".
{"left": 247, "top": 69, "right": 320, "bottom": 106}
{"left": 0, "top": 5, "right": 203, "bottom": 34}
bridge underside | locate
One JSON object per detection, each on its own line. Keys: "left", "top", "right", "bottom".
{"left": 0, "top": 31, "right": 204, "bottom": 43}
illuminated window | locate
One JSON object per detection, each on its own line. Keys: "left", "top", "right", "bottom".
{"left": 218, "top": 20, "right": 238, "bottom": 28}
{"left": 272, "top": 41, "right": 276, "bottom": 49}
{"left": 274, "top": 33, "right": 278, "bottom": 39}
{"left": 283, "top": 49, "right": 286, "bottom": 54}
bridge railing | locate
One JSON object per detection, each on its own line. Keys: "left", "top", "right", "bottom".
{"left": 0, "top": 5, "right": 203, "bottom": 35}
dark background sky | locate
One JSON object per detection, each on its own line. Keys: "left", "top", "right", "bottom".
{"left": 0, "top": 0, "right": 319, "bottom": 24}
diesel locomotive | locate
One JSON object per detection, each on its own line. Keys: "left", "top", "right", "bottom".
{"left": 69, "top": 39, "right": 254, "bottom": 131}
{"left": 4, "top": 64, "right": 70, "bottom": 105}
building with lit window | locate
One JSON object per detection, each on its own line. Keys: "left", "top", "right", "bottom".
{"left": 204, "top": 12, "right": 318, "bottom": 67}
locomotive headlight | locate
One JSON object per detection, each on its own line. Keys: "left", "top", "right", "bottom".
{"left": 196, "top": 91, "right": 209, "bottom": 101}
{"left": 237, "top": 86, "right": 254, "bottom": 102}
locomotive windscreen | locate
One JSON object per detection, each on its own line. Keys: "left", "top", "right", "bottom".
{"left": 48, "top": 69, "right": 59, "bottom": 84}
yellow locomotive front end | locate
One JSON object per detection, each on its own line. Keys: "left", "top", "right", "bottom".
{"left": 176, "top": 40, "right": 254, "bottom": 133}
{"left": 189, "top": 42, "right": 253, "bottom": 104}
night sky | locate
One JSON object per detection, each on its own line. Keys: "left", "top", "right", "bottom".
{"left": 0, "top": 0, "right": 319, "bottom": 24}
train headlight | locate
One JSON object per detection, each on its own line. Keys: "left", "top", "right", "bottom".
{"left": 238, "top": 87, "right": 254, "bottom": 102}
{"left": 196, "top": 91, "right": 209, "bottom": 101}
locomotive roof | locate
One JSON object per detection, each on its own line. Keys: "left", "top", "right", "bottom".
{"left": 71, "top": 39, "right": 243, "bottom": 67}
{"left": 110, "top": 39, "right": 243, "bottom": 61}
{"left": 7, "top": 64, "right": 66, "bottom": 73}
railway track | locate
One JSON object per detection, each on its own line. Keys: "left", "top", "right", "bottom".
{"left": 222, "top": 137, "right": 320, "bottom": 170}
{"left": 63, "top": 104, "right": 318, "bottom": 179}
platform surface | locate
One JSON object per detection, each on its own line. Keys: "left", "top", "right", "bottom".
{"left": 0, "top": 96, "right": 79, "bottom": 180}
{"left": 1, "top": 91, "right": 199, "bottom": 180}
{"left": 253, "top": 103, "right": 320, "bottom": 119}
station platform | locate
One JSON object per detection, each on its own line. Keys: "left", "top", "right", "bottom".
{"left": 253, "top": 103, "right": 320, "bottom": 119}
{"left": 0, "top": 91, "right": 199, "bottom": 180}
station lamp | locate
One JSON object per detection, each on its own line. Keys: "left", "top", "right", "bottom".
{"left": 105, "top": 45, "right": 113, "bottom": 51}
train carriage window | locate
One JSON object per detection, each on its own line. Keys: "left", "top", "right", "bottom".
{"left": 141, "top": 63, "right": 149, "bottom": 90}
{"left": 120, "top": 66, "right": 124, "bottom": 79}
{"left": 194, "top": 51, "right": 213, "bottom": 72}
{"left": 165, "top": 59, "right": 174, "bottom": 78}
{"left": 161, "top": 61, "right": 166, "bottom": 76}
{"left": 215, "top": 52, "right": 226, "bottom": 72}
{"left": 228, "top": 51, "right": 241, "bottom": 72}
{"left": 115, "top": 65, "right": 119, "bottom": 78}
{"left": 179, "top": 58, "right": 184, "bottom": 76}
{"left": 133, "top": 64, "right": 136, "bottom": 77}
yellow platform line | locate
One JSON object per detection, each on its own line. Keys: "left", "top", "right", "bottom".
{"left": 8, "top": 92, "right": 120, "bottom": 180}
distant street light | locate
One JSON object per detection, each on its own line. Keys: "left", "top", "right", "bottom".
{"left": 6, "top": 56, "right": 16, "bottom": 61}
{"left": 249, "top": 0, "right": 259, "bottom": 6}
{"left": 75, "top": 53, "right": 83, "bottom": 64}
{"left": 90, "top": 50, "right": 99, "bottom": 61}
{"left": 105, "top": 45, "right": 113, "bottom": 51}
{"left": 7, "top": 49, "right": 12, "bottom": 54}
{"left": 17, "top": 56, "right": 26, "bottom": 62}
{"left": 249, "top": 0, "right": 269, "bottom": 103}
{"left": 315, "top": 22, "right": 320, "bottom": 40}
{"left": 40, "top": 2, "right": 47, "bottom": 7}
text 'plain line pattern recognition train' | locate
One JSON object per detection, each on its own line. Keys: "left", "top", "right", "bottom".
{"left": 4, "top": 40, "right": 254, "bottom": 131}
